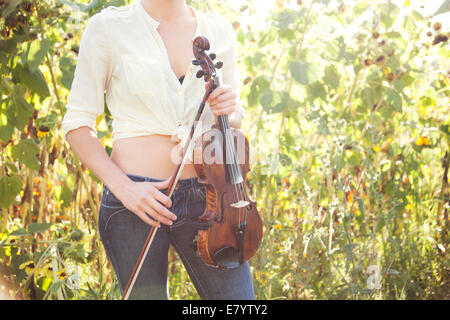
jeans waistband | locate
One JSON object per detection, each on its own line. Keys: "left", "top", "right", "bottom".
{"left": 124, "top": 173, "right": 202, "bottom": 191}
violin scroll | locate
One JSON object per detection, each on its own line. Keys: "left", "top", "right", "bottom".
{"left": 191, "top": 36, "right": 223, "bottom": 83}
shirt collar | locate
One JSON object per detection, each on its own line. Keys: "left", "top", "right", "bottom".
{"left": 136, "top": 0, "right": 202, "bottom": 40}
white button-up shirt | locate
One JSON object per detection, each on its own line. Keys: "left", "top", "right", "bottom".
{"left": 62, "top": 0, "right": 245, "bottom": 147}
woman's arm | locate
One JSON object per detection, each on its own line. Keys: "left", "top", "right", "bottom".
{"left": 62, "top": 13, "right": 176, "bottom": 227}
{"left": 65, "top": 127, "right": 132, "bottom": 195}
{"left": 66, "top": 127, "right": 176, "bottom": 227}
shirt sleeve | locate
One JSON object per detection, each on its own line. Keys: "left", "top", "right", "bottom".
{"left": 220, "top": 19, "right": 246, "bottom": 119}
{"left": 61, "top": 12, "right": 113, "bottom": 140}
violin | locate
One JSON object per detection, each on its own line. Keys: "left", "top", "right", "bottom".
{"left": 121, "top": 36, "right": 263, "bottom": 299}
{"left": 191, "top": 37, "right": 263, "bottom": 269}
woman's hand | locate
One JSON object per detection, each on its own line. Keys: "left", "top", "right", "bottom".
{"left": 206, "top": 83, "right": 238, "bottom": 117}
{"left": 114, "top": 178, "right": 177, "bottom": 228}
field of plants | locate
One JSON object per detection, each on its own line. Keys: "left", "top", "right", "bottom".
{"left": 0, "top": 0, "right": 448, "bottom": 300}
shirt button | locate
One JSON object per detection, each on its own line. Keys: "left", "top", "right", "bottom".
{"left": 178, "top": 89, "right": 184, "bottom": 95}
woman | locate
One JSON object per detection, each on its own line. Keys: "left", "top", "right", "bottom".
{"left": 61, "top": 0, "right": 254, "bottom": 299}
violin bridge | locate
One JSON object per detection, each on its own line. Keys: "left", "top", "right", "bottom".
{"left": 230, "top": 201, "right": 250, "bottom": 208}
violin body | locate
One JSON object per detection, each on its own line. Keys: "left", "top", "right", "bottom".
{"left": 192, "top": 125, "right": 263, "bottom": 269}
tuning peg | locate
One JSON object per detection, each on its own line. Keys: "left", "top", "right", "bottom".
{"left": 209, "top": 53, "right": 216, "bottom": 60}
{"left": 192, "top": 59, "right": 202, "bottom": 65}
{"left": 196, "top": 70, "right": 205, "bottom": 78}
{"left": 215, "top": 61, "right": 223, "bottom": 69}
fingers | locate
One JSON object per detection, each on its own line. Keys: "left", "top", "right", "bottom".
{"left": 138, "top": 198, "right": 176, "bottom": 226}
{"left": 135, "top": 208, "right": 161, "bottom": 228}
{"left": 151, "top": 187, "right": 172, "bottom": 208}
{"left": 210, "top": 99, "right": 237, "bottom": 116}
{"left": 207, "top": 86, "right": 238, "bottom": 116}
{"left": 206, "top": 83, "right": 231, "bottom": 101}
{"left": 207, "top": 84, "right": 235, "bottom": 103}
{"left": 149, "top": 198, "right": 177, "bottom": 223}
{"left": 152, "top": 177, "right": 171, "bottom": 190}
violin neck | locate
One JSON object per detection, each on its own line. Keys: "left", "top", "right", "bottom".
{"left": 217, "top": 115, "right": 244, "bottom": 185}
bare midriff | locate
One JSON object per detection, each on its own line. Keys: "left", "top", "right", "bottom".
{"left": 110, "top": 134, "right": 197, "bottom": 180}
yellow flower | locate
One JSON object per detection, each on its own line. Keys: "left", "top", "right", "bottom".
{"left": 19, "top": 261, "right": 36, "bottom": 276}
{"left": 347, "top": 193, "right": 354, "bottom": 203}
{"left": 274, "top": 224, "right": 282, "bottom": 230}
{"left": 372, "top": 145, "right": 380, "bottom": 152}
{"left": 39, "top": 264, "right": 54, "bottom": 278}
{"left": 57, "top": 268, "right": 68, "bottom": 281}
{"left": 37, "top": 130, "right": 49, "bottom": 138}
{"left": 416, "top": 136, "right": 430, "bottom": 147}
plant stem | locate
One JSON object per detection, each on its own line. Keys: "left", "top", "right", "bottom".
{"left": 36, "top": 4, "right": 64, "bottom": 115}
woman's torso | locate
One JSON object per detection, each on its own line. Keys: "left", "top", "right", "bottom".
{"left": 111, "top": 2, "right": 201, "bottom": 180}
{"left": 111, "top": 134, "right": 197, "bottom": 179}
{"left": 71, "top": 1, "right": 240, "bottom": 180}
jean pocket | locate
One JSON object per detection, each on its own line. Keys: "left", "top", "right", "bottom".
{"left": 99, "top": 188, "right": 129, "bottom": 236}
{"left": 101, "top": 186, "right": 125, "bottom": 209}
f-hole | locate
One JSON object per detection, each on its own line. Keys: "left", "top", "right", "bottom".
{"left": 215, "top": 192, "right": 226, "bottom": 223}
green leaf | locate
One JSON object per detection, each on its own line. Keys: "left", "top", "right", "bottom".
{"left": 4, "top": 160, "right": 19, "bottom": 174}
{"left": 39, "top": 277, "right": 53, "bottom": 292}
{"left": 7, "top": 84, "right": 34, "bottom": 131}
{"left": 59, "top": 56, "right": 77, "bottom": 90}
{"left": 11, "top": 139, "right": 41, "bottom": 171}
{"left": 259, "top": 89, "right": 286, "bottom": 114}
{"left": 289, "top": 60, "right": 319, "bottom": 85}
{"left": 248, "top": 75, "right": 270, "bottom": 107}
{"left": 277, "top": 9, "right": 297, "bottom": 31}
{"left": 0, "top": 175, "right": 23, "bottom": 208}
{"left": 361, "top": 87, "right": 376, "bottom": 109}
{"left": 306, "top": 81, "right": 326, "bottom": 101}
{"left": 345, "top": 149, "right": 361, "bottom": 166}
{"left": 23, "top": 39, "right": 51, "bottom": 72}
{"left": 9, "top": 227, "right": 30, "bottom": 237}
{"left": 36, "top": 112, "right": 59, "bottom": 131}
{"left": 10, "top": 252, "right": 31, "bottom": 282}
{"left": 439, "top": 124, "right": 450, "bottom": 136}
{"left": 49, "top": 280, "right": 63, "bottom": 293}
{"left": 27, "top": 222, "right": 53, "bottom": 234}
{"left": 353, "top": 3, "right": 369, "bottom": 15}
{"left": 367, "top": 113, "right": 382, "bottom": 126}
{"left": 0, "top": 38, "right": 17, "bottom": 54}
{"left": 0, "top": 123, "right": 14, "bottom": 143}
{"left": 384, "top": 88, "right": 402, "bottom": 112}
{"left": 324, "top": 64, "right": 340, "bottom": 89}
{"left": 16, "top": 65, "right": 50, "bottom": 101}
{"left": 258, "top": 29, "right": 276, "bottom": 46}
{"left": 60, "top": 182, "right": 73, "bottom": 208}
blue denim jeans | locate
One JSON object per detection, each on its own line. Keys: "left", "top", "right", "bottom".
{"left": 98, "top": 173, "right": 255, "bottom": 300}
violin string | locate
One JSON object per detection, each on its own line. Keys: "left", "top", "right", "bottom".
{"left": 218, "top": 117, "right": 240, "bottom": 215}
{"left": 224, "top": 118, "right": 244, "bottom": 227}
{"left": 220, "top": 116, "right": 246, "bottom": 227}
